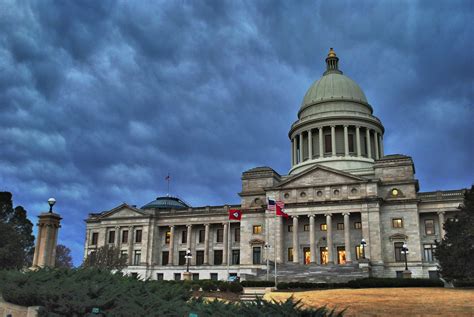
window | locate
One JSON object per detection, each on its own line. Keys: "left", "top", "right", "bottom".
{"left": 198, "top": 230, "right": 205, "bottom": 243}
{"left": 156, "top": 273, "right": 164, "bottom": 280}
{"left": 348, "top": 133, "right": 355, "bottom": 153}
{"left": 210, "top": 273, "right": 218, "bottom": 281}
{"left": 320, "top": 223, "right": 327, "bottom": 231}
{"left": 324, "top": 134, "right": 332, "bottom": 153}
{"left": 355, "top": 245, "right": 364, "bottom": 260}
{"left": 216, "top": 229, "right": 223, "bottom": 243}
{"left": 91, "top": 232, "right": 98, "bottom": 245}
{"left": 424, "top": 244, "right": 436, "bottom": 262}
{"left": 288, "top": 225, "right": 293, "bottom": 232}
{"left": 425, "top": 219, "right": 435, "bottom": 235}
{"left": 392, "top": 218, "right": 403, "bottom": 228}
{"left": 196, "top": 251, "right": 204, "bottom": 265}
{"left": 354, "top": 222, "right": 362, "bottom": 229}
{"left": 396, "top": 271, "right": 403, "bottom": 279}
{"left": 232, "top": 250, "right": 240, "bottom": 265}
{"left": 337, "top": 223, "right": 344, "bottom": 230}
{"left": 394, "top": 242, "right": 406, "bottom": 262}
{"left": 234, "top": 228, "right": 240, "bottom": 242}
{"left": 253, "top": 247, "right": 261, "bottom": 264}
{"left": 133, "top": 250, "right": 141, "bottom": 265}
{"left": 165, "top": 230, "right": 171, "bottom": 244}
{"left": 192, "top": 273, "right": 199, "bottom": 281}
{"left": 174, "top": 273, "right": 181, "bottom": 281}
{"left": 214, "top": 250, "right": 223, "bottom": 265}
{"left": 181, "top": 230, "right": 187, "bottom": 244}
{"left": 89, "top": 251, "right": 97, "bottom": 262}
{"left": 304, "top": 224, "right": 309, "bottom": 231}
{"left": 162, "top": 251, "right": 169, "bottom": 265}
{"left": 178, "top": 251, "right": 186, "bottom": 265}
{"left": 121, "top": 230, "right": 128, "bottom": 244}
{"left": 288, "top": 247, "right": 293, "bottom": 262}
{"left": 108, "top": 230, "right": 115, "bottom": 244}
{"left": 135, "top": 229, "right": 142, "bottom": 243}
{"left": 253, "top": 225, "right": 262, "bottom": 234}
{"left": 120, "top": 250, "right": 128, "bottom": 261}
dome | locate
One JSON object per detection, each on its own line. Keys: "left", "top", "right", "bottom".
{"left": 141, "top": 196, "right": 190, "bottom": 210}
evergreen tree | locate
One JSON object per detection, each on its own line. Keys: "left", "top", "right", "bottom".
{"left": 82, "top": 245, "right": 127, "bottom": 270}
{"left": 55, "top": 244, "right": 74, "bottom": 268}
{"left": 0, "top": 192, "right": 35, "bottom": 269}
{"left": 435, "top": 185, "right": 474, "bottom": 281}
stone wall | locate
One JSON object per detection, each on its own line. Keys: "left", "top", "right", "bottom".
{"left": 0, "top": 296, "right": 39, "bottom": 317}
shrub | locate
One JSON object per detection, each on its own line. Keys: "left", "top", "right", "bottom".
{"left": 217, "top": 281, "right": 228, "bottom": 292}
{"left": 241, "top": 280, "right": 275, "bottom": 287}
{"left": 347, "top": 278, "right": 443, "bottom": 288}
{"left": 228, "top": 282, "right": 243, "bottom": 293}
{"left": 191, "top": 284, "right": 201, "bottom": 291}
{"left": 201, "top": 280, "right": 218, "bottom": 292}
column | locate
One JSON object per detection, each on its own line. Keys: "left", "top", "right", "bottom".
{"left": 32, "top": 224, "right": 44, "bottom": 267}
{"left": 318, "top": 127, "right": 324, "bottom": 158}
{"left": 204, "top": 224, "right": 210, "bottom": 264}
{"left": 223, "top": 223, "right": 228, "bottom": 265}
{"left": 325, "top": 213, "right": 334, "bottom": 264}
{"left": 292, "top": 216, "right": 299, "bottom": 263}
{"left": 356, "top": 126, "right": 361, "bottom": 157}
{"left": 374, "top": 131, "right": 380, "bottom": 159}
{"left": 186, "top": 224, "right": 192, "bottom": 250}
{"left": 168, "top": 225, "right": 175, "bottom": 265}
{"left": 366, "top": 128, "right": 372, "bottom": 158}
{"left": 299, "top": 133, "right": 303, "bottom": 162}
{"left": 115, "top": 226, "right": 120, "bottom": 248}
{"left": 343, "top": 213, "right": 352, "bottom": 263}
{"left": 379, "top": 134, "right": 384, "bottom": 157}
{"left": 292, "top": 139, "right": 296, "bottom": 165}
{"left": 331, "top": 125, "right": 336, "bottom": 156}
{"left": 309, "top": 214, "right": 316, "bottom": 264}
{"left": 127, "top": 226, "right": 134, "bottom": 265}
{"left": 438, "top": 212, "right": 446, "bottom": 239}
{"left": 308, "top": 129, "right": 313, "bottom": 159}
{"left": 344, "top": 125, "right": 349, "bottom": 156}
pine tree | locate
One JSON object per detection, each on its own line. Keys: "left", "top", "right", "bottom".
{"left": 435, "top": 185, "right": 474, "bottom": 281}
{"left": 82, "top": 244, "right": 127, "bottom": 270}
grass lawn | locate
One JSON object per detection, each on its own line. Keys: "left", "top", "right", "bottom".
{"left": 264, "top": 287, "right": 474, "bottom": 316}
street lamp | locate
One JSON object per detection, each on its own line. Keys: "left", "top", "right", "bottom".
{"left": 402, "top": 243, "right": 409, "bottom": 271}
{"left": 264, "top": 243, "right": 271, "bottom": 281}
{"left": 360, "top": 239, "right": 367, "bottom": 259}
{"left": 185, "top": 248, "right": 192, "bottom": 273}
{"left": 48, "top": 198, "right": 56, "bottom": 213}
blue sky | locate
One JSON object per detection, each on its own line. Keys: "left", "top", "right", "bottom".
{"left": 1, "top": 1, "right": 473, "bottom": 266}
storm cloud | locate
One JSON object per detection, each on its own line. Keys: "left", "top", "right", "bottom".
{"left": 1, "top": 0, "right": 473, "bottom": 265}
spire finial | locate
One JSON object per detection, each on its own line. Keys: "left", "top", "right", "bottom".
{"left": 328, "top": 48, "right": 337, "bottom": 58}
{"left": 324, "top": 47, "right": 343, "bottom": 75}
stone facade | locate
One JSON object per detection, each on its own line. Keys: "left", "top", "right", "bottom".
{"left": 84, "top": 49, "right": 465, "bottom": 282}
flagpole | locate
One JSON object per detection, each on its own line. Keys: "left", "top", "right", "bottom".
{"left": 227, "top": 218, "right": 230, "bottom": 280}
{"left": 274, "top": 212, "right": 278, "bottom": 288}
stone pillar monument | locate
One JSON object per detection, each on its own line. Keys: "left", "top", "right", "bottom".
{"left": 31, "top": 198, "right": 62, "bottom": 269}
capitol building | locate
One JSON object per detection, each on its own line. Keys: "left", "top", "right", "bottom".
{"left": 84, "top": 49, "right": 465, "bottom": 282}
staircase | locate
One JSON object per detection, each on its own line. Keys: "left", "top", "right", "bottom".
{"left": 239, "top": 287, "right": 268, "bottom": 302}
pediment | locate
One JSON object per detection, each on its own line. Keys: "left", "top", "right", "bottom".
{"left": 98, "top": 203, "right": 148, "bottom": 219}
{"left": 249, "top": 238, "right": 265, "bottom": 245}
{"left": 275, "top": 164, "right": 366, "bottom": 189}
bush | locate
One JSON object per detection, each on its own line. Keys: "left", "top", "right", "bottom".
{"left": 241, "top": 280, "right": 275, "bottom": 287}
{"left": 191, "top": 284, "right": 201, "bottom": 291}
{"left": 228, "top": 282, "right": 243, "bottom": 293}
{"left": 217, "top": 281, "right": 228, "bottom": 292}
{"left": 347, "top": 278, "right": 443, "bottom": 288}
{"left": 452, "top": 279, "right": 474, "bottom": 288}
{"left": 201, "top": 280, "right": 218, "bottom": 292}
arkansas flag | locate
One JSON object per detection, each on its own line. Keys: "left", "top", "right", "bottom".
{"left": 229, "top": 209, "right": 242, "bottom": 221}
{"left": 276, "top": 201, "right": 289, "bottom": 218}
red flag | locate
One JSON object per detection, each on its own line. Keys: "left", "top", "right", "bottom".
{"left": 229, "top": 209, "right": 242, "bottom": 221}
{"left": 276, "top": 201, "right": 289, "bottom": 218}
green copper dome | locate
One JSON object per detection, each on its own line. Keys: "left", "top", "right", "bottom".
{"left": 141, "top": 196, "right": 189, "bottom": 210}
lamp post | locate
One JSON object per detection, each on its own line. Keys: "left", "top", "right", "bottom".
{"left": 185, "top": 248, "right": 192, "bottom": 273}
{"left": 264, "top": 243, "right": 271, "bottom": 281}
{"left": 402, "top": 243, "right": 409, "bottom": 271}
{"left": 360, "top": 239, "right": 367, "bottom": 259}
{"left": 48, "top": 198, "right": 56, "bottom": 213}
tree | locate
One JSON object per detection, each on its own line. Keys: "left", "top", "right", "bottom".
{"left": 0, "top": 192, "right": 35, "bottom": 269}
{"left": 82, "top": 245, "right": 127, "bottom": 270}
{"left": 435, "top": 185, "right": 474, "bottom": 281}
{"left": 55, "top": 244, "right": 74, "bottom": 268}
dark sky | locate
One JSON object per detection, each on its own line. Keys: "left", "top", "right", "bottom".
{"left": 1, "top": 1, "right": 473, "bottom": 266}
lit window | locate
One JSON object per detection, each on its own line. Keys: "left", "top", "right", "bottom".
{"left": 320, "top": 224, "right": 327, "bottom": 231}
{"left": 165, "top": 231, "right": 171, "bottom": 244}
{"left": 288, "top": 248, "right": 293, "bottom": 262}
{"left": 253, "top": 225, "right": 262, "bottom": 234}
{"left": 392, "top": 218, "right": 403, "bottom": 228}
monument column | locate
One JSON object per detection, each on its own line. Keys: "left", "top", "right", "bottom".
{"left": 168, "top": 225, "right": 175, "bottom": 265}
{"left": 326, "top": 213, "right": 334, "bottom": 264}
{"left": 204, "top": 224, "right": 210, "bottom": 265}
{"left": 343, "top": 213, "right": 352, "bottom": 263}
{"left": 309, "top": 214, "right": 316, "bottom": 264}
{"left": 292, "top": 216, "right": 299, "bottom": 264}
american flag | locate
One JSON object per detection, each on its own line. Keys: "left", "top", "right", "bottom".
{"left": 268, "top": 199, "right": 284, "bottom": 211}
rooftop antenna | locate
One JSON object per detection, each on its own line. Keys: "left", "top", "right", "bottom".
{"left": 165, "top": 173, "right": 170, "bottom": 197}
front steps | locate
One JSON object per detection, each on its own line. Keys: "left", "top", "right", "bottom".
{"left": 239, "top": 287, "right": 268, "bottom": 302}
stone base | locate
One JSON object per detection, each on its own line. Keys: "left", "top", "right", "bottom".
{"left": 183, "top": 272, "right": 192, "bottom": 281}
{"left": 402, "top": 270, "right": 412, "bottom": 279}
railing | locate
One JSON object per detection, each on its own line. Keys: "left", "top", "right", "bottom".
{"left": 418, "top": 189, "right": 465, "bottom": 201}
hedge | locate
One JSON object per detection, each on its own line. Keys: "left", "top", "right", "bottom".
{"left": 241, "top": 280, "right": 275, "bottom": 287}
{"left": 276, "top": 278, "right": 443, "bottom": 290}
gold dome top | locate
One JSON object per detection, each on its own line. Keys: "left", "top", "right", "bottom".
{"left": 328, "top": 48, "right": 337, "bottom": 58}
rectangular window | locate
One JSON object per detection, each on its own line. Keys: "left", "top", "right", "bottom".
{"left": 320, "top": 223, "right": 327, "bottom": 231}
{"left": 354, "top": 222, "right": 362, "bottom": 229}
{"left": 348, "top": 133, "right": 355, "bottom": 153}
{"left": 165, "top": 230, "right": 171, "bottom": 244}
{"left": 425, "top": 219, "right": 435, "bottom": 235}
{"left": 288, "top": 225, "right": 293, "bottom": 232}
{"left": 108, "top": 230, "right": 115, "bottom": 244}
{"left": 91, "top": 232, "right": 98, "bottom": 245}
{"left": 216, "top": 229, "right": 223, "bottom": 243}
{"left": 210, "top": 273, "right": 218, "bottom": 281}
{"left": 324, "top": 134, "right": 332, "bottom": 153}
{"left": 253, "top": 225, "right": 262, "bottom": 234}
{"left": 232, "top": 250, "right": 240, "bottom": 265}
{"left": 135, "top": 229, "right": 142, "bottom": 243}
{"left": 396, "top": 271, "right": 403, "bottom": 279}
{"left": 355, "top": 245, "right": 364, "bottom": 260}
{"left": 424, "top": 244, "right": 436, "bottom": 262}
{"left": 121, "top": 230, "right": 128, "bottom": 244}
{"left": 178, "top": 251, "right": 186, "bottom": 265}
{"left": 303, "top": 224, "right": 309, "bottom": 231}
{"left": 288, "top": 247, "right": 293, "bottom": 262}
{"left": 181, "top": 230, "right": 187, "bottom": 244}
{"left": 196, "top": 250, "right": 204, "bottom": 265}
{"left": 192, "top": 273, "right": 199, "bottom": 281}
{"left": 253, "top": 247, "right": 261, "bottom": 264}
{"left": 234, "top": 228, "right": 240, "bottom": 242}
{"left": 337, "top": 223, "right": 344, "bottom": 230}
{"left": 174, "top": 273, "right": 181, "bottom": 281}
{"left": 162, "top": 251, "right": 169, "bottom": 265}
{"left": 394, "top": 242, "right": 406, "bottom": 262}
{"left": 392, "top": 218, "right": 403, "bottom": 228}
{"left": 133, "top": 250, "right": 141, "bottom": 265}
{"left": 156, "top": 273, "right": 164, "bottom": 280}
{"left": 214, "top": 250, "right": 223, "bottom": 265}
{"left": 120, "top": 250, "right": 128, "bottom": 261}
{"left": 198, "top": 230, "right": 205, "bottom": 243}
